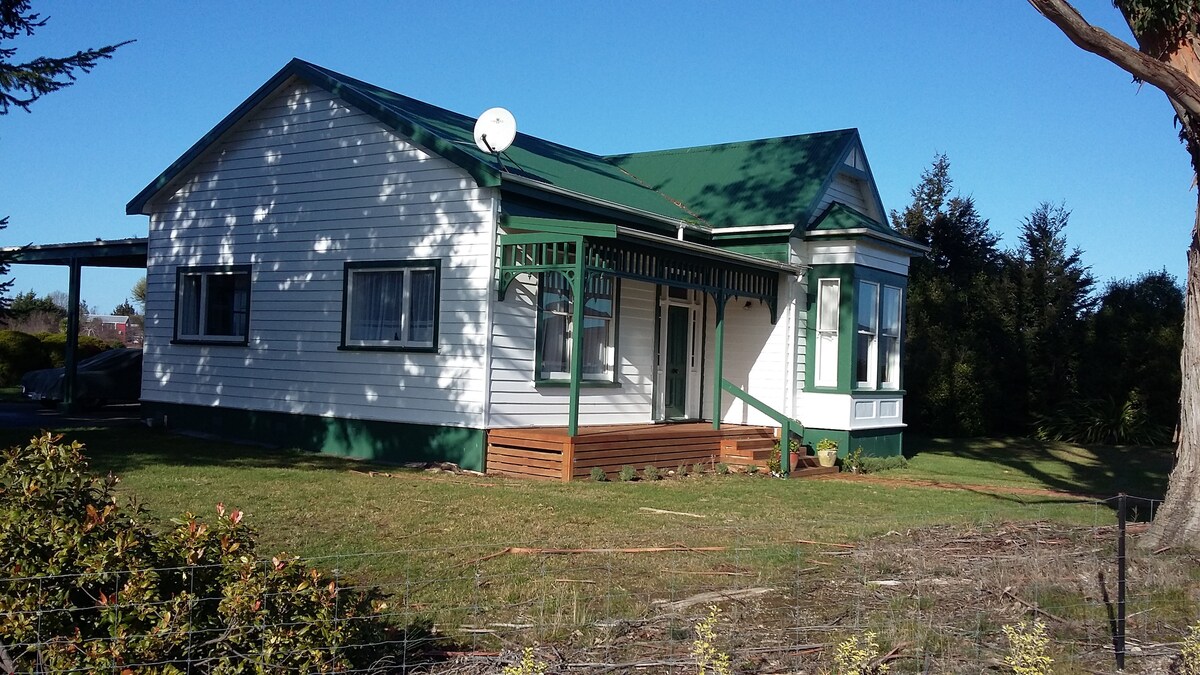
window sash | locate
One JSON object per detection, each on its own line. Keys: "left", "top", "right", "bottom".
{"left": 345, "top": 264, "right": 438, "bottom": 349}
{"left": 881, "top": 286, "right": 902, "bottom": 388}
{"left": 814, "top": 279, "right": 839, "bottom": 387}
{"left": 177, "top": 269, "right": 250, "bottom": 342}
{"left": 856, "top": 281, "right": 880, "bottom": 387}
{"left": 537, "top": 272, "right": 616, "bottom": 381}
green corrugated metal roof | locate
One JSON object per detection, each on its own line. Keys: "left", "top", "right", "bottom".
{"left": 807, "top": 202, "right": 927, "bottom": 252}
{"left": 606, "top": 131, "right": 857, "bottom": 229}
{"left": 129, "top": 59, "right": 883, "bottom": 239}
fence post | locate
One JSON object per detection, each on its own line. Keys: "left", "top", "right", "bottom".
{"left": 1116, "top": 492, "right": 1127, "bottom": 671}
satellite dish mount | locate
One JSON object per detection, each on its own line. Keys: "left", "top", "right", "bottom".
{"left": 473, "top": 107, "right": 517, "bottom": 170}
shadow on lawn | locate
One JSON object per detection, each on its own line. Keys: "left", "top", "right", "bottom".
{"left": 905, "top": 435, "right": 1174, "bottom": 503}
{"left": 0, "top": 424, "right": 395, "bottom": 477}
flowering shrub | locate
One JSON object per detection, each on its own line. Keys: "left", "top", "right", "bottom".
{"left": 0, "top": 433, "right": 389, "bottom": 673}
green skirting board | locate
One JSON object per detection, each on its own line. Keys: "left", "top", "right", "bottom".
{"left": 142, "top": 401, "right": 485, "bottom": 472}
{"left": 800, "top": 427, "right": 904, "bottom": 457}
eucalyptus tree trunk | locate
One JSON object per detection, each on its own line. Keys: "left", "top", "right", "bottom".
{"left": 1027, "top": 0, "right": 1200, "bottom": 547}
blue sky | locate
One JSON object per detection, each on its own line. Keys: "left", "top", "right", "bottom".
{"left": 1, "top": 1, "right": 1192, "bottom": 314}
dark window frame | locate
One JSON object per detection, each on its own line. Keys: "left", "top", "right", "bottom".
{"left": 172, "top": 264, "right": 252, "bottom": 346}
{"left": 339, "top": 259, "right": 441, "bottom": 353}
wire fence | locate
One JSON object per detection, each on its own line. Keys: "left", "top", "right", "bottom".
{"left": 2, "top": 493, "right": 1196, "bottom": 674}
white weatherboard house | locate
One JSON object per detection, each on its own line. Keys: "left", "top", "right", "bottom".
{"left": 127, "top": 59, "right": 927, "bottom": 479}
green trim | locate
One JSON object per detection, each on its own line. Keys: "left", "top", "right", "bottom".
{"left": 340, "top": 259, "right": 441, "bottom": 352}
{"left": 802, "top": 427, "right": 904, "bottom": 458}
{"left": 141, "top": 401, "right": 486, "bottom": 471}
{"left": 502, "top": 215, "right": 618, "bottom": 238}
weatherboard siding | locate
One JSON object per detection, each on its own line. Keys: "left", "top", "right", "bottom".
{"left": 488, "top": 277, "right": 657, "bottom": 427}
{"left": 701, "top": 278, "right": 794, "bottom": 428}
{"left": 811, "top": 172, "right": 870, "bottom": 224}
{"left": 142, "top": 79, "right": 493, "bottom": 429}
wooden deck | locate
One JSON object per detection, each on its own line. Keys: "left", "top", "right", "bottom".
{"left": 486, "top": 422, "right": 784, "bottom": 481}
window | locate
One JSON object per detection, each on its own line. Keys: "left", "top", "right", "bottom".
{"left": 537, "top": 272, "right": 617, "bottom": 381}
{"left": 175, "top": 266, "right": 250, "bottom": 343}
{"left": 856, "top": 281, "right": 879, "bottom": 387}
{"left": 880, "top": 286, "right": 902, "bottom": 389}
{"left": 342, "top": 260, "right": 439, "bottom": 351}
{"left": 814, "top": 278, "right": 840, "bottom": 387}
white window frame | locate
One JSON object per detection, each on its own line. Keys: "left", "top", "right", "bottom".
{"left": 856, "top": 281, "right": 880, "bottom": 389}
{"left": 342, "top": 261, "right": 440, "bottom": 351}
{"left": 175, "top": 266, "right": 251, "bottom": 344}
{"left": 814, "top": 278, "right": 840, "bottom": 388}
{"left": 881, "top": 285, "right": 902, "bottom": 390}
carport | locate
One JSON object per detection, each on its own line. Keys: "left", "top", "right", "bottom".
{"left": 4, "top": 239, "right": 148, "bottom": 411}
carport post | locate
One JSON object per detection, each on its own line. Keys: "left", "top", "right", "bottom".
{"left": 61, "top": 257, "right": 82, "bottom": 412}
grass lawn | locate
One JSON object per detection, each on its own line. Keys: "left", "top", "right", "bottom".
{"left": 0, "top": 424, "right": 1185, "bottom": 672}
{"left": 900, "top": 435, "right": 1174, "bottom": 500}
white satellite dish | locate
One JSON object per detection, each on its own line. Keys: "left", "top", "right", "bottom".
{"left": 473, "top": 107, "right": 517, "bottom": 154}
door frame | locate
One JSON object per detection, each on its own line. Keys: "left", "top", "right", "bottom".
{"left": 655, "top": 286, "right": 702, "bottom": 420}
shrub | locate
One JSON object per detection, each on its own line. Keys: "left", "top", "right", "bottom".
{"left": 618, "top": 465, "right": 638, "bottom": 482}
{"left": 746, "top": 464, "right": 760, "bottom": 475}
{"left": 843, "top": 447, "right": 866, "bottom": 474}
{"left": 1002, "top": 620, "right": 1052, "bottom": 675}
{"left": 1180, "top": 621, "right": 1200, "bottom": 675}
{"left": 0, "top": 433, "right": 391, "bottom": 672}
{"left": 768, "top": 437, "right": 801, "bottom": 474}
{"left": 0, "top": 329, "right": 49, "bottom": 385}
{"left": 715, "top": 462, "right": 730, "bottom": 475}
{"left": 859, "top": 455, "right": 909, "bottom": 473}
{"left": 676, "top": 463, "right": 687, "bottom": 477}
{"left": 643, "top": 465, "right": 661, "bottom": 481}
{"left": 692, "top": 462, "right": 705, "bottom": 476}
{"left": 1034, "top": 389, "right": 1170, "bottom": 445}
{"left": 502, "top": 647, "right": 548, "bottom": 675}
{"left": 35, "top": 332, "right": 118, "bottom": 368}
{"left": 691, "top": 605, "right": 731, "bottom": 675}
{"left": 590, "top": 467, "right": 608, "bottom": 482}
{"left": 833, "top": 630, "right": 888, "bottom": 674}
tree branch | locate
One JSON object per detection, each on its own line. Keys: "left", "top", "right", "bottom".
{"left": 1028, "top": 0, "right": 1200, "bottom": 118}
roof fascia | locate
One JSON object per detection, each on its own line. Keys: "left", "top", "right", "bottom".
{"left": 126, "top": 59, "right": 500, "bottom": 216}
{"left": 850, "top": 136, "right": 890, "bottom": 225}
{"left": 805, "top": 227, "right": 931, "bottom": 255}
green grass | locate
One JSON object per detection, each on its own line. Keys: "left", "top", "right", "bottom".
{"left": 899, "top": 435, "right": 1173, "bottom": 499}
{"left": 1, "top": 425, "right": 1187, "bottom": 670}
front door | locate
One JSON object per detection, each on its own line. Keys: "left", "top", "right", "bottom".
{"left": 657, "top": 287, "right": 701, "bottom": 420}
{"left": 664, "top": 305, "right": 689, "bottom": 419}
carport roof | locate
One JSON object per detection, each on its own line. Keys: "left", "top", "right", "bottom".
{"left": 5, "top": 238, "right": 147, "bottom": 268}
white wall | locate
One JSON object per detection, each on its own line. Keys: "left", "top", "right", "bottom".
{"left": 142, "top": 78, "right": 494, "bottom": 429}
{"left": 701, "top": 276, "right": 795, "bottom": 427}
{"left": 488, "top": 276, "right": 657, "bottom": 427}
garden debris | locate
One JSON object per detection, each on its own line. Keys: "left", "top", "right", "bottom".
{"left": 793, "top": 538, "right": 855, "bottom": 549}
{"left": 638, "top": 507, "right": 705, "bottom": 518}
{"left": 654, "top": 587, "right": 776, "bottom": 612}
{"left": 461, "top": 545, "right": 729, "bottom": 567}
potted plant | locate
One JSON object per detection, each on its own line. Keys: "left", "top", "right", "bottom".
{"left": 815, "top": 438, "right": 839, "bottom": 468}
